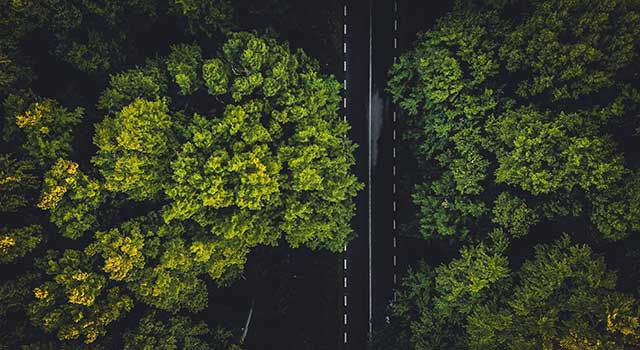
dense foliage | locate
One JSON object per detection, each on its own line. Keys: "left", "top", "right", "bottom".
{"left": 389, "top": 0, "right": 640, "bottom": 241}
{"left": 384, "top": 232, "right": 640, "bottom": 350}
{"left": 383, "top": 0, "right": 640, "bottom": 349}
{"left": 1, "top": 0, "right": 354, "bottom": 348}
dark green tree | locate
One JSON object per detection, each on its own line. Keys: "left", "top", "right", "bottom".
{"left": 388, "top": 234, "right": 640, "bottom": 350}
{"left": 388, "top": 0, "right": 640, "bottom": 241}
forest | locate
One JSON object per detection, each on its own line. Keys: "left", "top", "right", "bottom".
{"left": 378, "top": 0, "right": 640, "bottom": 349}
{"left": 1, "top": 0, "right": 353, "bottom": 348}
{"left": 1, "top": 0, "right": 640, "bottom": 349}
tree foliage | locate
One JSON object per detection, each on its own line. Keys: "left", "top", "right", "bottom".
{"left": 388, "top": 0, "right": 640, "bottom": 241}
{"left": 389, "top": 234, "right": 640, "bottom": 350}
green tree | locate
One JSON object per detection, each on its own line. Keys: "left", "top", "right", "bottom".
{"left": 123, "top": 311, "right": 242, "bottom": 350}
{"left": 388, "top": 234, "right": 640, "bottom": 350}
{"left": 388, "top": 0, "right": 640, "bottom": 241}
{"left": 38, "top": 159, "right": 103, "bottom": 239}
{"left": 93, "top": 98, "right": 176, "bottom": 201}
{"left": 7, "top": 98, "right": 83, "bottom": 168}
{"left": 28, "top": 250, "right": 134, "bottom": 344}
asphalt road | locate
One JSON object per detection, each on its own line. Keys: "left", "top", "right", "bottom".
{"left": 340, "top": 0, "right": 452, "bottom": 349}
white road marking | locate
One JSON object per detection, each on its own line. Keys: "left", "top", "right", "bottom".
{"left": 393, "top": 147, "right": 396, "bottom": 158}
{"left": 393, "top": 165, "right": 396, "bottom": 176}
{"left": 343, "top": 98, "right": 347, "bottom": 108}
{"left": 343, "top": 61, "right": 347, "bottom": 72}
{"left": 393, "top": 111, "right": 397, "bottom": 122}
{"left": 344, "top": 259, "right": 347, "bottom": 270}
{"left": 393, "top": 236, "right": 397, "bottom": 248}
{"left": 394, "top": 38, "right": 397, "bottom": 49}
{"left": 393, "top": 183, "right": 396, "bottom": 194}
{"left": 393, "top": 201, "right": 396, "bottom": 212}
{"left": 344, "top": 24, "right": 347, "bottom": 34}
{"left": 394, "top": 1, "right": 397, "bottom": 12}
{"left": 344, "top": 295, "right": 348, "bottom": 306}
{"left": 344, "top": 42, "right": 347, "bottom": 53}
{"left": 394, "top": 56, "right": 397, "bottom": 63}
{"left": 393, "top": 220, "right": 396, "bottom": 230}
{"left": 344, "top": 79, "right": 347, "bottom": 89}
{"left": 368, "top": 0, "right": 374, "bottom": 339}
{"left": 344, "top": 5, "right": 347, "bottom": 16}
{"left": 344, "top": 314, "right": 348, "bottom": 325}
{"left": 394, "top": 19, "right": 398, "bottom": 31}
{"left": 393, "top": 255, "right": 397, "bottom": 266}
{"left": 344, "top": 277, "right": 347, "bottom": 288}
{"left": 393, "top": 273, "right": 397, "bottom": 284}
{"left": 344, "top": 332, "right": 347, "bottom": 344}
{"left": 393, "top": 129, "right": 396, "bottom": 140}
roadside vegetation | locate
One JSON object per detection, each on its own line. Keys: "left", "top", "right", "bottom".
{"left": 1, "top": 1, "right": 357, "bottom": 348}
{"left": 381, "top": 0, "right": 640, "bottom": 349}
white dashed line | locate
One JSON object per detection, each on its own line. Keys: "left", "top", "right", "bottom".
{"left": 344, "top": 314, "right": 348, "bottom": 325}
{"left": 344, "top": 79, "right": 347, "bottom": 89}
{"left": 394, "top": 19, "right": 397, "bottom": 31}
{"left": 393, "top": 220, "right": 396, "bottom": 230}
{"left": 393, "top": 183, "right": 396, "bottom": 194}
{"left": 344, "top": 5, "right": 347, "bottom": 16}
{"left": 344, "top": 295, "right": 348, "bottom": 306}
{"left": 393, "top": 273, "right": 397, "bottom": 284}
{"left": 393, "top": 129, "right": 396, "bottom": 140}
{"left": 393, "top": 111, "right": 396, "bottom": 122}
{"left": 393, "top": 236, "right": 397, "bottom": 248}
{"left": 344, "top": 277, "right": 347, "bottom": 288}
{"left": 393, "top": 255, "right": 397, "bottom": 267}
{"left": 344, "top": 42, "right": 347, "bottom": 54}
{"left": 393, "top": 147, "right": 396, "bottom": 158}
{"left": 344, "top": 332, "right": 347, "bottom": 344}
{"left": 393, "top": 201, "right": 396, "bottom": 212}
{"left": 343, "top": 61, "right": 347, "bottom": 72}
{"left": 393, "top": 165, "right": 396, "bottom": 176}
{"left": 344, "top": 24, "right": 347, "bottom": 34}
{"left": 394, "top": 38, "right": 397, "bottom": 49}
{"left": 343, "top": 98, "right": 347, "bottom": 108}
{"left": 344, "top": 259, "right": 347, "bottom": 270}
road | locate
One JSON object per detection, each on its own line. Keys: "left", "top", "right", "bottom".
{"left": 340, "top": 0, "right": 452, "bottom": 349}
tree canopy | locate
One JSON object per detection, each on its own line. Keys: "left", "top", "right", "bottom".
{"left": 388, "top": 0, "right": 640, "bottom": 241}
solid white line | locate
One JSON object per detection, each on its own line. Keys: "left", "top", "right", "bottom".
{"left": 368, "top": 0, "right": 373, "bottom": 339}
